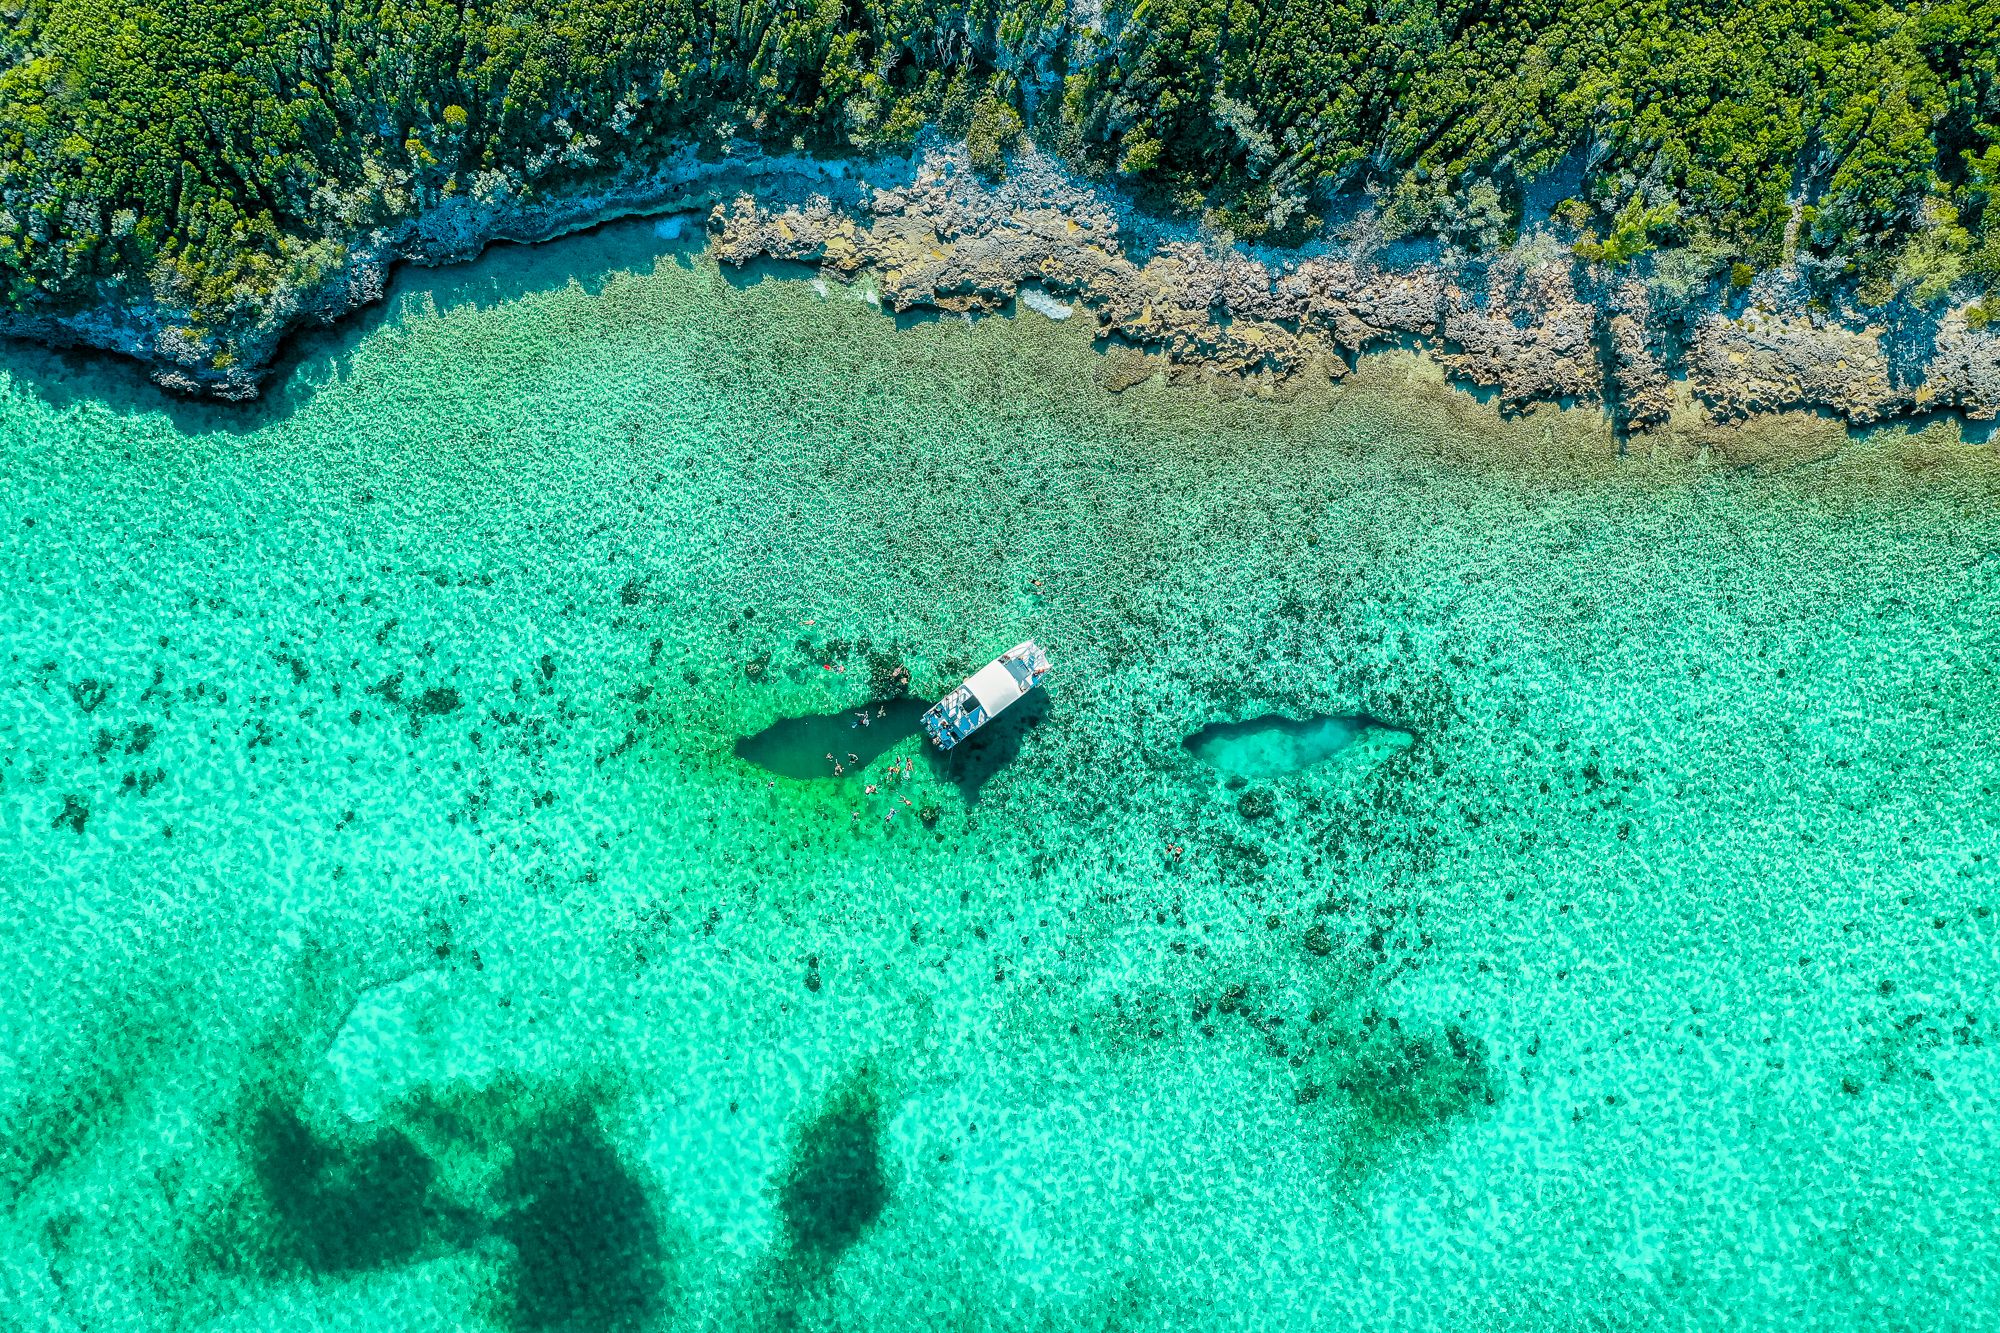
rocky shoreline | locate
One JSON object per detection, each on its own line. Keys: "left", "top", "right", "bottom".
{"left": 707, "top": 147, "right": 2000, "bottom": 438}
{"left": 0, "top": 145, "right": 869, "bottom": 402}
{"left": 8, "top": 139, "right": 2000, "bottom": 438}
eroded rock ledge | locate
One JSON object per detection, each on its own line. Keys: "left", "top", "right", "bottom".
{"left": 8, "top": 138, "right": 2000, "bottom": 434}
{"left": 708, "top": 149, "right": 2000, "bottom": 435}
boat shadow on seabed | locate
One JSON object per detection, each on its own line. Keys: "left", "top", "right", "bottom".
{"left": 925, "top": 688, "right": 1051, "bottom": 803}
{"left": 731, "top": 691, "right": 1050, "bottom": 802}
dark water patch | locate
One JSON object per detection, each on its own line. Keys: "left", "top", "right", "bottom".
{"left": 735, "top": 699, "right": 928, "bottom": 780}
{"left": 497, "top": 1104, "right": 670, "bottom": 1333}
{"left": 779, "top": 1075, "right": 890, "bottom": 1263}
{"left": 926, "top": 688, "right": 1051, "bottom": 802}
{"left": 1184, "top": 713, "right": 1395, "bottom": 779}
{"left": 1308, "top": 1011, "right": 1498, "bottom": 1172}
{"left": 248, "top": 1103, "right": 468, "bottom": 1273}
{"left": 893, "top": 303, "right": 996, "bottom": 333}
{"left": 214, "top": 1068, "right": 672, "bottom": 1331}
{"left": 719, "top": 254, "right": 830, "bottom": 292}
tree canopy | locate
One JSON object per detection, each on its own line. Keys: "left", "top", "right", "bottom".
{"left": 0, "top": 0, "right": 1995, "bottom": 335}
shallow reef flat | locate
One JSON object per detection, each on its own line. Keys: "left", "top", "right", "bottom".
{"left": 1, "top": 221, "right": 1997, "bottom": 1331}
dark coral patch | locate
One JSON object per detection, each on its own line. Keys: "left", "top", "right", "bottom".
{"left": 496, "top": 1105, "right": 670, "bottom": 1332}
{"left": 248, "top": 1103, "right": 466, "bottom": 1273}
{"left": 51, "top": 795, "right": 89, "bottom": 834}
{"left": 226, "top": 1080, "right": 672, "bottom": 1332}
{"left": 1330, "top": 1014, "right": 1497, "bottom": 1161}
{"left": 778, "top": 1077, "right": 890, "bottom": 1262}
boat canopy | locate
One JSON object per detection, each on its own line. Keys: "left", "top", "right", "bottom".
{"left": 966, "top": 659, "right": 1030, "bottom": 717}
{"left": 920, "top": 640, "right": 1051, "bottom": 751}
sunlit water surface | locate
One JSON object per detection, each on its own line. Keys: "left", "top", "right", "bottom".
{"left": 3, "top": 223, "right": 1998, "bottom": 1331}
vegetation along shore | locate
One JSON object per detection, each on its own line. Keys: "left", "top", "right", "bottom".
{"left": 1, "top": 0, "right": 1997, "bottom": 426}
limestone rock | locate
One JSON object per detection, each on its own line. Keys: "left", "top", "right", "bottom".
{"left": 9, "top": 135, "right": 2000, "bottom": 437}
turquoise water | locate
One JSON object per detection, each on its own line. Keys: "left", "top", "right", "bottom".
{"left": 3, "top": 222, "right": 1999, "bottom": 1330}
{"left": 1182, "top": 714, "right": 1404, "bottom": 780}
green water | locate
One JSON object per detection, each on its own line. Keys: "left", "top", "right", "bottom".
{"left": 1182, "top": 714, "right": 1401, "bottom": 780}
{"left": 3, "top": 221, "right": 1999, "bottom": 1330}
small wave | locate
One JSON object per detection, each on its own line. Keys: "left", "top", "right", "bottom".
{"left": 1019, "top": 288, "right": 1073, "bottom": 320}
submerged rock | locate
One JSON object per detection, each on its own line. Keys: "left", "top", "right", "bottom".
{"left": 778, "top": 1075, "right": 890, "bottom": 1264}
{"left": 1183, "top": 713, "right": 1408, "bottom": 780}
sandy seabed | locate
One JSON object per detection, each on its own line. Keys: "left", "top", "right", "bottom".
{"left": 1, "top": 219, "right": 1997, "bottom": 1332}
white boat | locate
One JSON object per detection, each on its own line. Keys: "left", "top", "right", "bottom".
{"left": 921, "top": 641, "right": 1051, "bottom": 750}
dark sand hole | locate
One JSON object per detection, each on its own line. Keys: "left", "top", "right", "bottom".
{"left": 779, "top": 1078, "right": 889, "bottom": 1263}
{"left": 1183, "top": 714, "right": 1400, "bottom": 779}
{"left": 738, "top": 690, "right": 1048, "bottom": 799}
{"left": 734, "top": 699, "right": 929, "bottom": 780}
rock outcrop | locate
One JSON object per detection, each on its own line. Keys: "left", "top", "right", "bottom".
{"left": 7, "top": 137, "right": 2000, "bottom": 437}
{"left": 708, "top": 149, "right": 2000, "bottom": 433}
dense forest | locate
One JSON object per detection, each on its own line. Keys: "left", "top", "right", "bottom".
{"left": 0, "top": 0, "right": 1996, "bottom": 337}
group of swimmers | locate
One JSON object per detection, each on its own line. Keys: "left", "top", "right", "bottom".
{"left": 829, "top": 751, "right": 917, "bottom": 826}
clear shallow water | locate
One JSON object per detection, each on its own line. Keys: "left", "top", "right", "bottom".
{"left": 1182, "top": 713, "right": 1398, "bottom": 779}
{"left": 2, "top": 223, "right": 1999, "bottom": 1330}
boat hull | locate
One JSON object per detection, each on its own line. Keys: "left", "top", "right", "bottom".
{"left": 921, "top": 641, "right": 1050, "bottom": 750}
